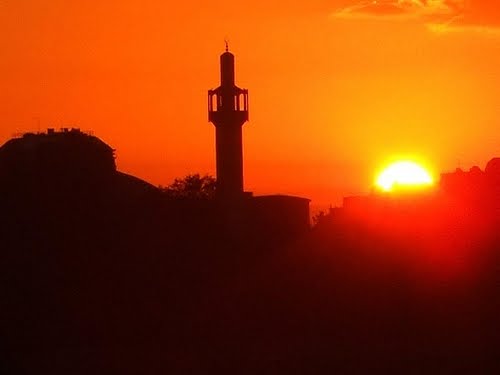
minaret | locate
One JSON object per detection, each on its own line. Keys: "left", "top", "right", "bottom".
{"left": 208, "top": 44, "right": 249, "bottom": 199}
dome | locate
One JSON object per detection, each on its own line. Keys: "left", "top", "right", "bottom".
{"left": 485, "top": 158, "right": 500, "bottom": 176}
{"left": 0, "top": 129, "right": 116, "bottom": 179}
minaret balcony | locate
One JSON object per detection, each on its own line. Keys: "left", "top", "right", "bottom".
{"left": 208, "top": 89, "right": 249, "bottom": 122}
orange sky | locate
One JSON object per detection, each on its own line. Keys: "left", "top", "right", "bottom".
{"left": 1, "top": 0, "right": 499, "bottom": 205}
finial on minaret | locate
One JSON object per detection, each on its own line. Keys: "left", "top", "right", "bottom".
{"left": 225, "top": 39, "right": 229, "bottom": 52}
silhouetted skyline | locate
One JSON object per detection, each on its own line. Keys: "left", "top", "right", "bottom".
{"left": 1, "top": 1, "right": 499, "bottom": 205}
{"left": 2, "top": 120, "right": 500, "bottom": 373}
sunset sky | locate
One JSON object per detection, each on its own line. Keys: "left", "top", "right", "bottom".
{"left": 1, "top": 0, "right": 499, "bottom": 205}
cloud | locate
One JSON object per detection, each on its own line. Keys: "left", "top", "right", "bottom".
{"left": 331, "top": 1, "right": 500, "bottom": 33}
{"left": 332, "top": 1, "right": 457, "bottom": 20}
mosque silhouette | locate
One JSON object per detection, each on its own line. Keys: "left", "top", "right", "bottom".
{"left": 0, "top": 47, "right": 310, "bottom": 239}
{"left": 2, "top": 48, "right": 500, "bottom": 234}
{"left": 2, "top": 47, "right": 500, "bottom": 374}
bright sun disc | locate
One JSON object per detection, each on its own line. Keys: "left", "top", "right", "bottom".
{"left": 376, "top": 161, "right": 434, "bottom": 192}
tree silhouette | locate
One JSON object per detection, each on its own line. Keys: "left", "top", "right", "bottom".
{"left": 312, "top": 210, "right": 326, "bottom": 226}
{"left": 161, "top": 174, "right": 216, "bottom": 199}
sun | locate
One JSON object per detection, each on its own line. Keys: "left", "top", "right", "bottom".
{"left": 376, "top": 160, "right": 434, "bottom": 192}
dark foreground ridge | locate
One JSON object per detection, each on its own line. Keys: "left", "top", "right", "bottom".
{"left": 1, "top": 129, "right": 500, "bottom": 374}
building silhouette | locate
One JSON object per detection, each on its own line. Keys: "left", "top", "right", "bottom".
{"left": 315, "top": 157, "right": 500, "bottom": 237}
{"left": 207, "top": 46, "right": 310, "bottom": 233}
{"left": 0, "top": 128, "right": 159, "bottom": 197}
{"left": 208, "top": 44, "right": 249, "bottom": 199}
{"left": 0, "top": 128, "right": 116, "bottom": 178}
{"left": 0, "top": 48, "right": 311, "bottom": 241}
